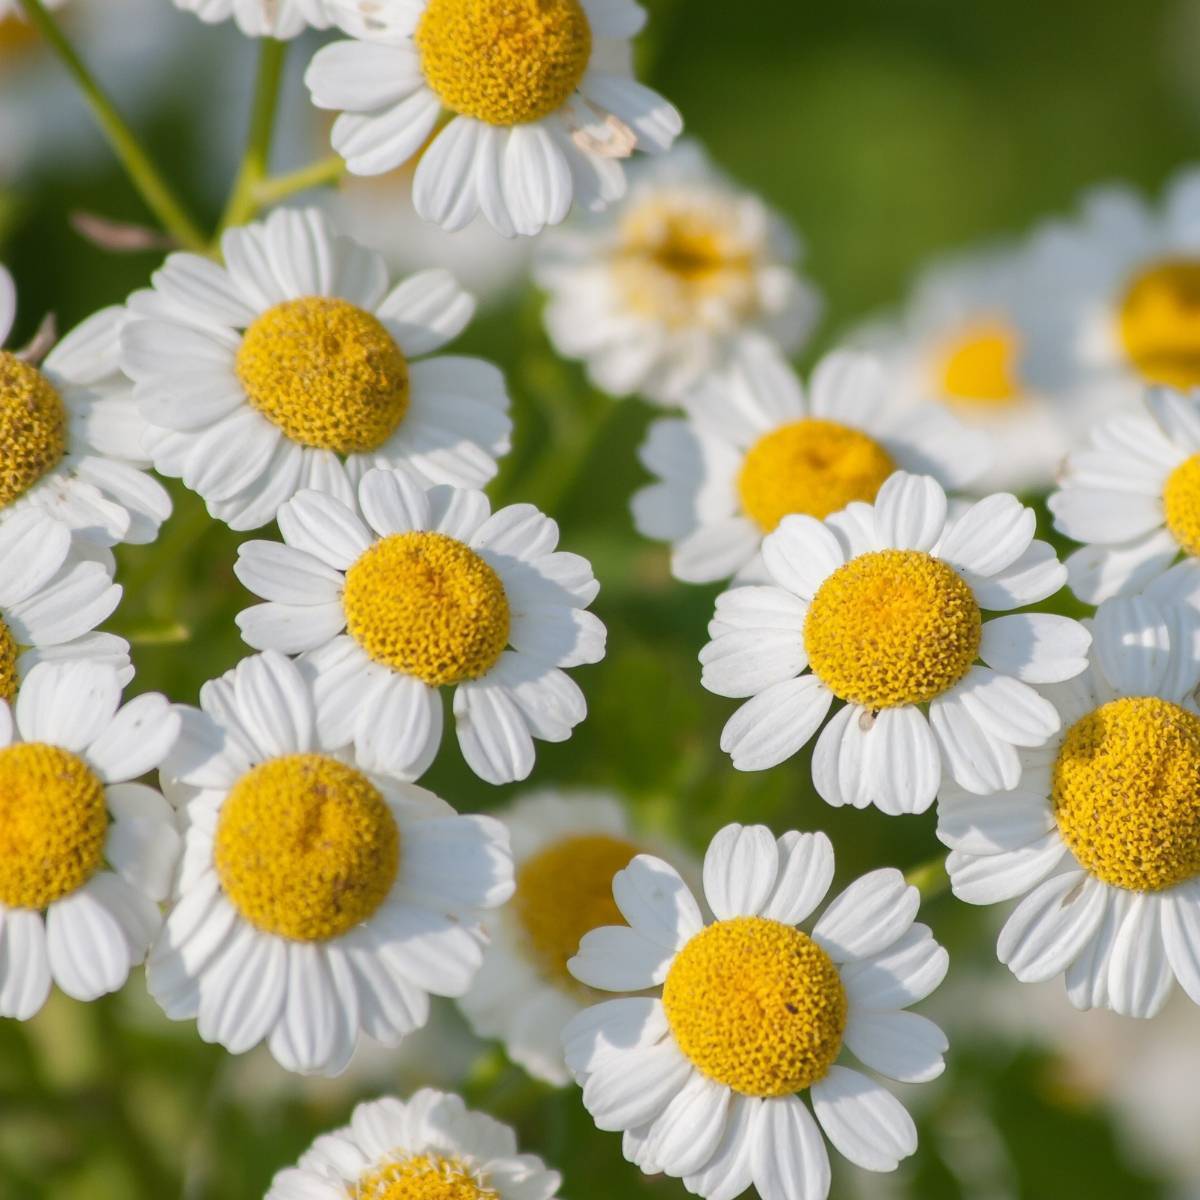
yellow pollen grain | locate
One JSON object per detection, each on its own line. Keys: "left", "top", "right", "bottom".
{"left": 1163, "top": 453, "right": 1200, "bottom": 558}
{"left": 737, "top": 419, "right": 896, "bottom": 532}
{"left": 662, "top": 916, "right": 847, "bottom": 1098}
{"left": 514, "top": 833, "right": 640, "bottom": 984}
{"left": 1118, "top": 258, "right": 1200, "bottom": 389}
{"left": 415, "top": 0, "right": 592, "bottom": 127}
{"left": 0, "top": 616, "right": 17, "bottom": 704}
{"left": 235, "top": 297, "right": 409, "bottom": 454}
{"left": 936, "top": 321, "right": 1022, "bottom": 408}
{"left": 805, "top": 549, "right": 981, "bottom": 710}
{"left": 343, "top": 531, "right": 510, "bottom": 688}
{"left": 0, "top": 743, "right": 108, "bottom": 910}
{"left": 1053, "top": 696, "right": 1200, "bottom": 893}
{"left": 214, "top": 754, "right": 400, "bottom": 942}
{"left": 0, "top": 350, "right": 67, "bottom": 509}
{"left": 355, "top": 1155, "right": 498, "bottom": 1200}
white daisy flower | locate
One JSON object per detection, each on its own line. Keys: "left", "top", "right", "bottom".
{"left": 0, "top": 659, "right": 181, "bottom": 1020}
{"left": 0, "top": 265, "right": 171, "bottom": 548}
{"left": 849, "top": 245, "right": 1073, "bottom": 495}
{"left": 699, "top": 471, "right": 1091, "bottom": 811}
{"left": 1018, "top": 167, "right": 1200, "bottom": 415}
{"left": 633, "top": 341, "right": 991, "bottom": 585}
{"left": 234, "top": 466, "right": 606, "bottom": 785}
{"left": 149, "top": 651, "right": 514, "bottom": 1076}
{"left": 303, "top": 0, "right": 683, "bottom": 237}
{"left": 565, "top": 822, "right": 949, "bottom": 1199}
{"left": 265, "top": 1089, "right": 561, "bottom": 1200}
{"left": 170, "top": 0, "right": 344, "bottom": 39}
{"left": 459, "top": 788, "right": 695, "bottom": 1085}
{"left": 940, "top": 594, "right": 1200, "bottom": 1019}
{"left": 1048, "top": 385, "right": 1200, "bottom": 606}
{"left": 535, "top": 141, "right": 822, "bottom": 405}
{"left": 120, "top": 206, "right": 511, "bottom": 531}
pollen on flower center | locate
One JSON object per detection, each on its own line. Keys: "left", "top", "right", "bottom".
{"left": 342, "top": 531, "right": 511, "bottom": 688}
{"left": 937, "top": 320, "right": 1022, "bottom": 407}
{"left": 415, "top": 0, "right": 592, "bottom": 127}
{"left": 1118, "top": 258, "right": 1200, "bottom": 388}
{"left": 804, "top": 549, "right": 981, "bottom": 709}
{"left": 1162, "top": 453, "right": 1200, "bottom": 558}
{"left": 214, "top": 754, "right": 400, "bottom": 941}
{"left": 1052, "top": 696, "right": 1200, "bottom": 893}
{"left": 357, "top": 1154, "right": 498, "bottom": 1200}
{"left": 0, "top": 743, "right": 108, "bottom": 910}
{"left": 235, "top": 297, "right": 409, "bottom": 454}
{"left": 0, "top": 616, "right": 17, "bottom": 704}
{"left": 662, "top": 916, "right": 847, "bottom": 1097}
{"left": 0, "top": 350, "right": 67, "bottom": 509}
{"left": 737, "top": 418, "right": 896, "bottom": 532}
{"left": 514, "top": 833, "right": 640, "bottom": 984}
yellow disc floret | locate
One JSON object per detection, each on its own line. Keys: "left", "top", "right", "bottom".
{"left": 1119, "top": 258, "right": 1200, "bottom": 389}
{"left": 514, "top": 833, "right": 640, "bottom": 984}
{"left": 0, "top": 617, "right": 17, "bottom": 704}
{"left": 804, "top": 549, "right": 981, "bottom": 709}
{"left": 0, "top": 743, "right": 108, "bottom": 910}
{"left": 662, "top": 916, "right": 847, "bottom": 1097}
{"left": 737, "top": 418, "right": 896, "bottom": 532}
{"left": 235, "top": 298, "right": 409, "bottom": 454}
{"left": 343, "top": 531, "right": 510, "bottom": 688}
{"left": 0, "top": 350, "right": 67, "bottom": 509}
{"left": 356, "top": 1155, "right": 498, "bottom": 1200}
{"left": 415, "top": 0, "right": 592, "bottom": 126}
{"left": 214, "top": 754, "right": 400, "bottom": 941}
{"left": 937, "top": 321, "right": 1022, "bottom": 407}
{"left": 1052, "top": 697, "right": 1200, "bottom": 892}
{"left": 1163, "top": 453, "right": 1200, "bottom": 558}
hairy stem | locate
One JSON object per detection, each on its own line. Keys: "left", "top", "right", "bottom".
{"left": 253, "top": 155, "right": 347, "bottom": 209}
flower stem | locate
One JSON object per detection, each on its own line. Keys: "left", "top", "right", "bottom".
{"left": 905, "top": 854, "right": 950, "bottom": 901}
{"left": 17, "top": 0, "right": 206, "bottom": 252}
{"left": 252, "top": 155, "right": 347, "bottom": 209}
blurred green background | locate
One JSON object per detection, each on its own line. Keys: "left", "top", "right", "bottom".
{"left": 2, "top": 0, "right": 1200, "bottom": 1197}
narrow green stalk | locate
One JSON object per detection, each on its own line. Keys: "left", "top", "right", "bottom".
{"left": 17, "top": 0, "right": 206, "bottom": 251}
{"left": 906, "top": 855, "right": 950, "bottom": 901}
{"left": 217, "top": 38, "right": 289, "bottom": 236}
{"left": 253, "top": 155, "right": 347, "bottom": 209}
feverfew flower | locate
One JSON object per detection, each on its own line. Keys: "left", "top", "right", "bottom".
{"left": 566, "top": 823, "right": 949, "bottom": 1199}
{"left": 304, "top": 0, "right": 682, "bottom": 237}
{"left": 536, "top": 141, "right": 821, "bottom": 405}
{"left": 699, "top": 472, "right": 1091, "bottom": 811}
{"left": 170, "top": 0, "right": 349, "bottom": 39}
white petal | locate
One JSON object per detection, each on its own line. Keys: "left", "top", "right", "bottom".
{"left": 760, "top": 831, "right": 835, "bottom": 926}
{"left": 947, "top": 833, "right": 1066, "bottom": 905}
{"left": 844, "top": 1009, "right": 947, "bottom": 1083}
{"left": 979, "top": 614, "right": 1091, "bottom": 683}
{"left": 873, "top": 472, "right": 947, "bottom": 552}
{"left": 86, "top": 693, "right": 180, "bottom": 783}
{"left": 643, "top": 1071, "right": 731, "bottom": 1178}
{"left": 997, "top": 872, "right": 1108, "bottom": 983}
{"left": 613, "top": 855, "right": 703, "bottom": 951}
{"left": 719, "top": 676, "right": 832, "bottom": 771}
{"left": 1160, "top": 881, "right": 1200, "bottom": 1005}
{"left": 938, "top": 493, "right": 1035, "bottom": 575}
{"left": 0, "top": 909, "right": 51, "bottom": 1019}
{"left": 840, "top": 923, "right": 948, "bottom": 1010}
{"left": 46, "top": 884, "right": 134, "bottom": 1000}
{"left": 751, "top": 1095, "right": 830, "bottom": 1200}
{"left": 813, "top": 869, "right": 918, "bottom": 962}
{"left": 761, "top": 516, "right": 845, "bottom": 599}
{"left": 15, "top": 660, "right": 121, "bottom": 751}
{"left": 1108, "top": 893, "right": 1173, "bottom": 1019}
{"left": 811, "top": 1066, "right": 917, "bottom": 1172}
{"left": 703, "top": 824, "right": 780, "bottom": 920}
{"left": 569, "top": 925, "right": 674, "bottom": 991}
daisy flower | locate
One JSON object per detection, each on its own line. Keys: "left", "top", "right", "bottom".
{"left": 0, "top": 265, "right": 171, "bottom": 548}
{"left": 1048, "top": 385, "right": 1200, "bottom": 606}
{"left": 849, "top": 244, "right": 1073, "bottom": 494}
{"left": 303, "top": 0, "right": 683, "bottom": 237}
{"left": 120, "top": 206, "right": 510, "bottom": 531}
{"left": 459, "top": 788, "right": 695, "bottom": 1085}
{"left": 234, "top": 466, "right": 606, "bottom": 785}
{"left": 1018, "top": 168, "right": 1200, "bottom": 415}
{"left": 170, "top": 0, "right": 343, "bottom": 39}
{"left": 149, "top": 651, "right": 514, "bottom": 1076}
{"left": 265, "top": 1090, "right": 561, "bottom": 1200}
{"left": 535, "top": 141, "right": 822, "bottom": 405}
{"left": 0, "top": 659, "right": 181, "bottom": 1020}
{"left": 565, "top": 822, "right": 949, "bottom": 1199}
{"left": 699, "top": 471, "right": 1091, "bottom": 811}
{"left": 633, "top": 341, "right": 991, "bottom": 585}
{"left": 939, "top": 594, "right": 1200, "bottom": 1019}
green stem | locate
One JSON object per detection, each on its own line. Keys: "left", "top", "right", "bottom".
{"left": 17, "top": 0, "right": 206, "bottom": 252}
{"left": 252, "top": 155, "right": 346, "bottom": 209}
{"left": 905, "top": 854, "right": 950, "bottom": 901}
{"left": 218, "top": 38, "right": 289, "bottom": 235}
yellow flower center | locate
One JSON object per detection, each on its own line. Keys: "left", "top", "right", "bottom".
{"left": 415, "top": 0, "right": 592, "bottom": 127}
{"left": 936, "top": 321, "right": 1022, "bottom": 408}
{"left": 342, "top": 531, "right": 510, "bottom": 688}
{"left": 214, "top": 754, "right": 400, "bottom": 942}
{"left": 0, "top": 350, "right": 67, "bottom": 509}
{"left": 355, "top": 1155, "right": 497, "bottom": 1200}
{"left": 737, "top": 418, "right": 896, "bottom": 533}
{"left": 1118, "top": 258, "right": 1200, "bottom": 389}
{"left": 662, "top": 916, "right": 847, "bottom": 1097}
{"left": 0, "top": 616, "right": 17, "bottom": 704}
{"left": 514, "top": 833, "right": 640, "bottom": 984}
{"left": 1163, "top": 453, "right": 1200, "bottom": 558}
{"left": 805, "top": 549, "right": 981, "bottom": 710}
{"left": 0, "top": 13, "right": 39, "bottom": 56}
{"left": 235, "top": 298, "right": 410, "bottom": 454}
{"left": 0, "top": 743, "right": 108, "bottom": 910}
{"left": 1052, "top": 697, "right": 1200, "bottom": 893}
